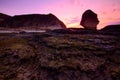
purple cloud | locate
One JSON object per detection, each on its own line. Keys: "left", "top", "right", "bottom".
{"left": 108, "top": 21, "right": 120, "bottom": 25}
{"left": 65, "top": 16, "right": 80, "bottom": 24}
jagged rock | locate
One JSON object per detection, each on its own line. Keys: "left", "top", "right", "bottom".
{"left": 80, "top": 9, "right": 99, "bottom": 30}
{"left": 0, "top": 13, "right": 66, "bottom": 30}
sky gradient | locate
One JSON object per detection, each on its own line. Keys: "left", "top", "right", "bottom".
{"left": 0, "top": 0, "right": 120, "bottom": 29}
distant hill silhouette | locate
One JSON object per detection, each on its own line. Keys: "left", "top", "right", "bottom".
{"left": 0, "top": 13, "right": 66, "bottom": 30}
{"left": 100, "top": 24, "right": 120, "bottom": 35}
{"left": 101, "top": 24, "right": 120, "bottom": 31}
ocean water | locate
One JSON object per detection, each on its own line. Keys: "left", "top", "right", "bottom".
{"left": 0, "top": 30, "right": 46, "bottom": 33}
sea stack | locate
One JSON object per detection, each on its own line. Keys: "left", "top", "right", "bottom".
{"left": 80, "top": 9, "right": 99, "bottom": 30}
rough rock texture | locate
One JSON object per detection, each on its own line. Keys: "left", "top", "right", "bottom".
{"left": 0, "top": 13, "right": 66, "bottom": 30}
{"left": 0, "top": 31, "right": 120, "bottom": 80}
{"left": 80, "top": 9, "right": 99, "bottom": 30}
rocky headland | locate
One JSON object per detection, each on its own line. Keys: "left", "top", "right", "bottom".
{"left": 0, "top": 10, "right": 120, "bottom": 80}
{"left": 0, "top": 13, "right": 66, "bottom": 30}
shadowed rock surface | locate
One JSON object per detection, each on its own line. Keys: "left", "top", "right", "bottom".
{"left": 100, "top": 25, "right": 120, "bottom": 35}
{"left": 0, "top": 13, "right": 11, "bottom": 23}
{"left": 51, "top": 28, "right": 99, "bottom": 34}
{"left": 0, "top": 13, "right": 66, "bottom": 30}
{"left": 0, "top": 31, "right": 120, "bottom": 80}
{"left": 80, "top": 10, "right": 99, "bottom": 30}
{"left": 101, "top": 25, "right": 120, "bottom": 31}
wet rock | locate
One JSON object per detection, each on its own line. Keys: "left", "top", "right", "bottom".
{"left": 0, "top": 31, "right": 120, "bottom": 80}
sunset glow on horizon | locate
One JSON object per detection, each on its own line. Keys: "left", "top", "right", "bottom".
{"left": 0, "top": 0, "right": 120, "bottom": 29}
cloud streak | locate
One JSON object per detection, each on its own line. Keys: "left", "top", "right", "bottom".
{"left": 69, "top": 0, "right": 80, "bottom": 5}
{"left": 65, "top": 16, "right": 80, "bottom": 24}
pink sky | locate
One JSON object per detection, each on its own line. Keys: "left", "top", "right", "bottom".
{"left": 0, "top": 0, "right": 120, "bottom": 29}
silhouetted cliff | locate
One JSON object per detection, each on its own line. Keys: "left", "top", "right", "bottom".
{"left": 0, "top": 13, "right": 11, "bottom": 23}
{"left": 0, "top": 13, "right": 66, "bottom": 30}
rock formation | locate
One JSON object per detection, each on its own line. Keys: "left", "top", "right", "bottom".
{"left": 80, "top": 9, "right": 99, "bottom": 30}
{"left": 0, "top": 13, "right": 66, "bottom": 30}
{"left": 101, "top": 24, "right": 120, "bottom": 31}
{"left": 0, "top": 13, "right": 11, "bottom": 23}
{"left": 100, "top": 24, "right": 120, "bottom": 35}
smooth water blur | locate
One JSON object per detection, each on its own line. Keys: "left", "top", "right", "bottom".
{"left": 0, "top": 30, "right": 46, "bottom": 33}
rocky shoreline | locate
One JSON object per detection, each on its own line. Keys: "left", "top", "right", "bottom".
{"left": 0, "top": 31, "right": 120, "bottom": 80}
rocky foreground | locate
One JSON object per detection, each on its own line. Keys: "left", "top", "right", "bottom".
{"left": 0, "top": 31, "right": 120, "bottom": 80}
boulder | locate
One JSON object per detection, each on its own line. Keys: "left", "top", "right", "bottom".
{"left": 80, "top": 9, "right": 99, "bottom": 30}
